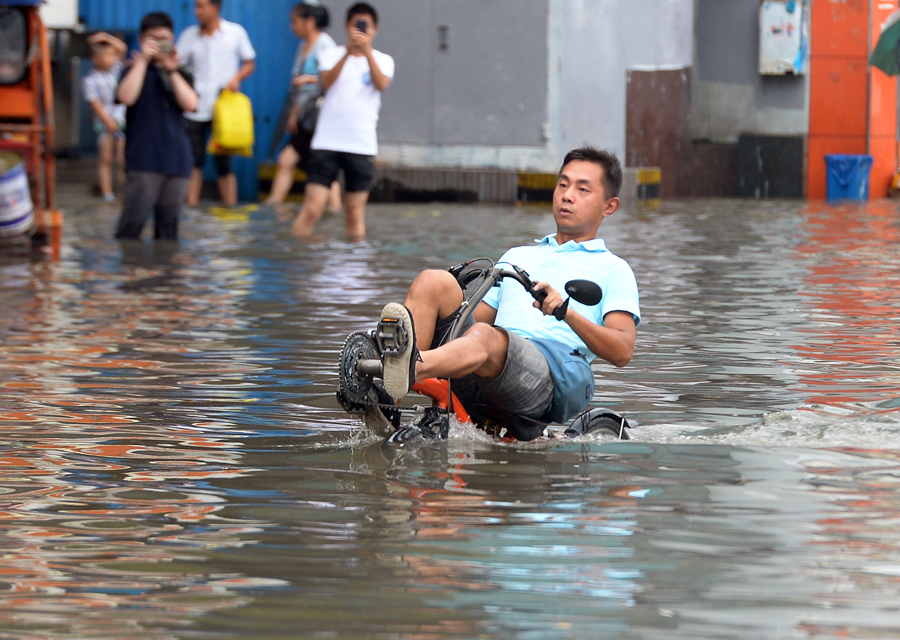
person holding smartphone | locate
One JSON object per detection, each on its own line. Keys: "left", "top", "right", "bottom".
{"left": 114, "top": 12, "right": 198, "bottom": 240}
{"left": 292, "top": 2, "right": 394, "bottom": 240}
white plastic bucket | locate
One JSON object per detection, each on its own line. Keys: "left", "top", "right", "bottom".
{"left": 0, "top": 151, "right": 34, "bottom": 237}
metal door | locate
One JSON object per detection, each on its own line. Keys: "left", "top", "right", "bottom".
{"left": 432, "top": 0, "right": 548, "bottom": 146}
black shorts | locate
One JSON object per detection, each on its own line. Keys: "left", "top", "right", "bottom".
{"left": 305, "top": 149, "right": 375, "bottom": 193}
{"left": 288, "top": 126, "right": 314, "bottom": 170}
{"left": 183, "top": 119, "right": 231, "bottom": 177}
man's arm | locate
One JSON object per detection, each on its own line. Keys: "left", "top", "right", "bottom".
{"left": 116, "top": 55, "right": 149, "bottom": 106}
{"left": 225, "top": 27, "right": 257, "bottom": 93}
{"left": 473, "top": 302, "right": 497, "bottom": 325}
{"left": 226, "top": 59, "right": 256, "bottom": 93}
{"left": 168, "top": 68, "right": 199, "bottom": 112}
{"left": 533, "top": 282, "right": 636, "bottom": 367}
{"left": 363, "top": 50, "right": 390, "bottom": 91}
{"left": 160, "top": 46, "right": 198, "bottom": 112}
{"left": 567, "top": 310, "right": 635, "bottom": 368}
{"left": 343, "top": 26, "right": 392, "bottom": 91}
{"left": 320, "top": 51, "right": 348, "bottom": 90}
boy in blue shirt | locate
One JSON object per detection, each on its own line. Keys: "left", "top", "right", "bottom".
{"left": 379, "top": 146, "right": 641, "bottom": 424}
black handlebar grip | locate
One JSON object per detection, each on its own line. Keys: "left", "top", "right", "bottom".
{"left": 552, "top": 297, "right": 570, "bottom": 321}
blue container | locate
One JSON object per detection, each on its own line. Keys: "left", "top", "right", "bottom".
{"left": 825, "top": 154, "right": 873, "bottom": 201}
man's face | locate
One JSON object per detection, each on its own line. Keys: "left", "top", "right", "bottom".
{"left": 346, "top": 13, "right": 377, "bottom": 38}
{"left": 195, "top": 0, "right": 219, "bottom": 26}
{"left": 552, "top": 160, "right": 615, "bottom": 239}
{"left": 142, "top": 26, "right": 175, "bottom": 58}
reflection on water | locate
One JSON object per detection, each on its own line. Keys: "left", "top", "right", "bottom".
{"left": 0, "top": 192, "right": 899, "bottom": 638}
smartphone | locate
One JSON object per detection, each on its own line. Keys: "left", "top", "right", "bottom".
{"left": 157, "top": 39, "right": 174, "bottom": 54}
{"left": 355, "top": 19, "right": 367, "bottom": 33}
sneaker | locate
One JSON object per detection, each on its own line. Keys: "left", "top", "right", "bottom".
{"left": 101, "top": 193, "right": 117, "bottom": 203}
{"left": 377, "top": 302, "right": 419, "bottom": 401}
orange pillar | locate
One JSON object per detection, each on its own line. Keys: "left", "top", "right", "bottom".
{"left": 808, "top": 0, "right": 898, "bottom": 199}
{"left": 868, "top": 2, "right": 899, "bottom": 198}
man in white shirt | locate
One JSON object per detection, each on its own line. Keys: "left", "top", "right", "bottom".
{"left": 177, "top": 0, "right": 256, "bottom": 207}
{"left": 292, "top": 2, "right": 394, "bottom": 240}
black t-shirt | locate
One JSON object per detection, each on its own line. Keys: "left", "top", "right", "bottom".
{"left": 122, "top": 64, "right": 193, "bottom": 177}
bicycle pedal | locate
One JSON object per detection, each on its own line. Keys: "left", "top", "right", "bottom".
{"left": 375, "top": 317, "right": 409, "bottom": 355}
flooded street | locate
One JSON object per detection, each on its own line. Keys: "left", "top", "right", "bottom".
{"left": 1, "top": 190, "right": 900, "bottom": 639}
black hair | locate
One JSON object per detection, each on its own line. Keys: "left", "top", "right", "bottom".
{"left": 294, "top": 3, "right": 330, "bottom": 30}
{"left": 559, "top": 145, "right": 623, "bottom": 199}
{"left": 210, "top": 0, "right": 222, "bottom": 7}
{"left": 140, "top": 12, "right": 174, "bottom": 35}
{"left": 346, "top": 2, "right": 377, "bottom": 26}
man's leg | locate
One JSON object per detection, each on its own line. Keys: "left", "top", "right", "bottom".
{"left": 342, "top": 191, "right": 368, "bottom": 239}
{"left": 265, "top": 145, "right": 300, "bottom": 205}
{"left": 340, "top": 153, "right": 375, "bottom": 239}
{"left": 377, "top": 269, "right": 465, "bottom": 400}
{"left": 292, "top": 150, "right": 339, "bottom": 237}
{"left": 291, "top": 182, "right": 331, "bottom": 237}
{"left": 187, "top": 168, "right": 203, "bottom": 207}
{"left": 468, "top": 331, "right": 554, "bottom": 420}
{"left": 417, "top": 322, "right": 509, "bottom": 381}
{"left": 402, "top": 269, "right": 465, "bottom": 350}
{"left": 153, "top": 175, "right": 189, "bottom": 240}
{"left": 115, "top": 172, "right": 162, "bottom": 239}
{"left": 327, "top": 180, "right": 342, "bottom": 212}
{"left": 215, "top": 154, "right": 236, "bottom": 207}
{"left": 380, "top": 301, "right": 508, "bottom": 401}
{"left": 184, "top": 119, "right": 209, "bottom": 207}
{"left": 380, "top": 270, "right": 509, "bottom": 401}
{"left": 380, "top": 273, "right": 553, "bottom": 418}
{"left": 217, "top": 173, "right": 238, "bottom": 207}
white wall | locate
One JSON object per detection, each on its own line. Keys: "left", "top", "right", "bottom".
{"left": 378, "top": 0, "right": 695, "bottom": 172}
{"left": 553, "top": 0, "right": 693, "bottom": 163}
{"left": 40, "top": 0, "right": 79, "bottom": 29}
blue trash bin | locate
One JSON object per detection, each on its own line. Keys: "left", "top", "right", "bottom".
{"left": 825, "top": 154, "right": 873, "bottom": 201}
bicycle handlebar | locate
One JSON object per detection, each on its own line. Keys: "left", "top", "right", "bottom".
{"left": 447, "top": 263, "right": 572, "bottom": 343}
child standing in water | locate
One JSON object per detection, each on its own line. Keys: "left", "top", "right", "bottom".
{"left": 82, "top": 32, "right": 127, "bottom": 202}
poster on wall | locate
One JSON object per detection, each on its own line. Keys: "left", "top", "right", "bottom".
{"left": 759, "top": 0, "right": 808, "bottom": 75}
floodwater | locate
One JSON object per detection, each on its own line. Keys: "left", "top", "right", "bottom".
{"left": 0, "top": 190, "right": 899, "bottom": 639}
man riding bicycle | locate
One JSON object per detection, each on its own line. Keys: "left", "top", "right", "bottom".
{"left": 377, "top": 145, "right": 641, "bottom": 427}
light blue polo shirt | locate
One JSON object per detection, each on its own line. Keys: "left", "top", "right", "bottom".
{"left": 482, "top": 234, "right": 641, "bottom": 362}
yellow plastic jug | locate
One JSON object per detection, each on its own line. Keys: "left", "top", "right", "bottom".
{"left": 210, "top": 89, "right": 254, "bottom": 155}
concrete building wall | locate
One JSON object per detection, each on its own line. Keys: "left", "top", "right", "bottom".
{"left": 692, "top": 0, "right": 809, "bottom": 143}
{"left": 323, "top": 0, "right": 552, "bottom": 170}
{"left": 556, "top": 0, "right": 693, "bottom": 165}
{"left": 322, "top": 0, "right": 694, "bottom": 172}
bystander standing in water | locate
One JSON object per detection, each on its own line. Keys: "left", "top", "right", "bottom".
{"left": 264, "top": 2, "right": 341, "bottom": 210}
{"left": 82, "top": 31, "right": 127, "bottom": 203}
{"left": 292, "top": 2, "right": 394, "bottom": 239}
{"left": 177, "top": 0, "right": 256, "bottom": 207}
{"left": 114, "top": 12, "right": 198, "bottom": 241}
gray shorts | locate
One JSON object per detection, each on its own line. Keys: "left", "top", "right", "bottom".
{"left": 434, "top": 313, "right": 554, "bottom": 420}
